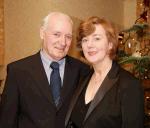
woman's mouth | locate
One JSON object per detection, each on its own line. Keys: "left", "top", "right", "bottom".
{"left": 88, "top": 51, "right": 97, "bottom": 56}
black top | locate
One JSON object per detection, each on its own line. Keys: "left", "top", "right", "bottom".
{"left": 66, "top": 61, "right": 144, "bottom": 128}
{"left": 69, "top": 85, "right": 91, "bottom": 128}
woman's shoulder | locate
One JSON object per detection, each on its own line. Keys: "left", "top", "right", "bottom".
{"left": 118, "top": 67, "right": 142, "bottom": 90}
{"left": 119, "top": 67, "right": 139, "bottom": 82}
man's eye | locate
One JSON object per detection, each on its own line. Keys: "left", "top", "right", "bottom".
{"left": 54, "top": 33, "right": 60, "bottom": 37}
{"left": 66, "top": 35, "right": 72, "bottom": 40}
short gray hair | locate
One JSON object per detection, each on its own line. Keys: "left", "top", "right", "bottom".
{"left": 41, "top": 12, "right": 73, "bottom": 30}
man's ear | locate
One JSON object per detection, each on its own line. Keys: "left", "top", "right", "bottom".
{"left": 40, "top": 27, "right": 44, "bottom": 40}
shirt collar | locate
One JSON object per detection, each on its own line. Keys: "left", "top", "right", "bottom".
{"left": 40, "top": 49, "right": 65, "bottom": 67}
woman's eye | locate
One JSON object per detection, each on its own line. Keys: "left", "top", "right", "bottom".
{"left": 82, "top": 39, "right": 88, "bottom": 43}
{"left": 94, "top": 37, "right": 100, "bottom": 41}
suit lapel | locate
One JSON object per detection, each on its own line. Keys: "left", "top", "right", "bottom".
{"left": 65, "top": 71, "right": 93, "bottom": 126}
{"left": 84, "top": 62, "right": 119, "bottom": 122}
{"left": 29, "top": 52, "right": 55, "bottom": 106}
{"left": 56, "top": 57, "right": 73, "bottom": 109}
{"left": 58, "top": 56, "right": 80, "bottom": 109}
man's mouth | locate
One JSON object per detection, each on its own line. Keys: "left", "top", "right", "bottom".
{"left": 55, "top": 47, "right": 65, "bottom": 51}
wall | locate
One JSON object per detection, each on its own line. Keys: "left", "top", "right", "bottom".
{"left": 123, "top": 0, "right": 137, "bottom": 28}
{"left": 0, "top": 0, "right": 4, "bottom": 65}
{"left": 0, "top": 0, "right": 124, "bottom": 92}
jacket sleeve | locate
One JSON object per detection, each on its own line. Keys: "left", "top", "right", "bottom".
{"left": 121, "top": 78, "right": 144, "bottom": 128}
{"left": 0, "top": 65, "right": 19, "bottom": 128}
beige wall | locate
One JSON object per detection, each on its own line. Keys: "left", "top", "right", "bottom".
{"left": 0, "top": 0, "right": 124, "bottom": 90}
{"left": 3, "top": 0, "right": 124, "bottom": 63}
{"left": 123, "top": 0, "right": 136, "bottom": 29}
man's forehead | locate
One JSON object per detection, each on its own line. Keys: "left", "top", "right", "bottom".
{"left": 47, "top": 13, "right": 73, "bottom": 26}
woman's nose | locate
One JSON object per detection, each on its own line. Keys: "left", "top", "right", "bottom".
{"left": 87, "top": 40, "right": 93, "bottom": 47}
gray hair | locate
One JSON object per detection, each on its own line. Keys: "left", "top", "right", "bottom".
{"left": 41, "top": 12, "right": 73, "bottom": 30}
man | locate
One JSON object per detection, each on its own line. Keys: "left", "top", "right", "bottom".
{"left": 0, "top": 12, "right": 90, "bottom": 128}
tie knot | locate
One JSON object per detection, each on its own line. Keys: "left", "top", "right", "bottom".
{"left": 50, "top": 62, "right": 59, "bottom": 70}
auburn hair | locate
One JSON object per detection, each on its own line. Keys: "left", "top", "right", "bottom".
{"left": 77, "top": 16, "right": 118, "bottom": 59}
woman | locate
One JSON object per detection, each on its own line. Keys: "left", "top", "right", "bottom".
{"left": 66, "top": 16, "right": 144, "bottom": 128}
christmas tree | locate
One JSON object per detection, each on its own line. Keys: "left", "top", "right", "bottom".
{"left": 117, "top": 0, "right": 150, "bottom": 80}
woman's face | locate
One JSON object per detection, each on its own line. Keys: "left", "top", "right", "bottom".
{"left": 81, "top": 24, "right": 112, "bottom": 65}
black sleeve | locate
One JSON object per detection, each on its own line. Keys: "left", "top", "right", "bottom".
{"left": 121, "top": 78, "right": 144, "bottom": 128}
{"left": 0, "top": 65, "right": 19, "bottom": 128}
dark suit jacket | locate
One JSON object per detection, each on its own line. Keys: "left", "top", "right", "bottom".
{"left": 0, "top": 52, "right": 90, "bottom": 128}
{"left": 66, "top": 62, "right": 144, "bottom": 128}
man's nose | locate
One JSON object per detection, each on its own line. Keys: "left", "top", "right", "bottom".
{"left": 60, "top": 36, "right": 66, "bottom": 46}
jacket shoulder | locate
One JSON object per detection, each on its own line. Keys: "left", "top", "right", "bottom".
{"left": 66, "top": 56, "right": 91, "bottom": 77}
{"left": 7, "top": 52, "right": 40, "bottom": 69}
{"left": 119, "top": 68, "right": 139, "bottom": 82}
{"left": 118, "top": 67, "right": 142, "bottom": 89}
{"left": 66, "top": 55, "right": 90, "bottom": 68}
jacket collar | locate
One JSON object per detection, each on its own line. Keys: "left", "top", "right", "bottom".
{"left": 65, "top": 61, "right": 120, "bottom": 125}
{"left": 84, "top": 62, "right": 119, "bottom": 121}
{"left": 29, "top": 52, "right": 76, "bottom": 109}
{"left": 84, "top": 61, "right": 119, "bottom": 121}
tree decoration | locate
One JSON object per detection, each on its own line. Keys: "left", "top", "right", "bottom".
{"left": 117, "top": 0, "right": 150, "bottom": 80}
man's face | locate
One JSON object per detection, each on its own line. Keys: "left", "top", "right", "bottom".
{"left": 40, "top": 16, "right": 73, "bottom": 61}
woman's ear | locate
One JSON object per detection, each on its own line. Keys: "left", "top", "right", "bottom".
{"left": 108, "top": 42, "right": 113, "bottom": 50}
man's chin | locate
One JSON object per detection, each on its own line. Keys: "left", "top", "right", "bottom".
{"left": 54, "top": 54, "right": 66, "bottom": 60}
